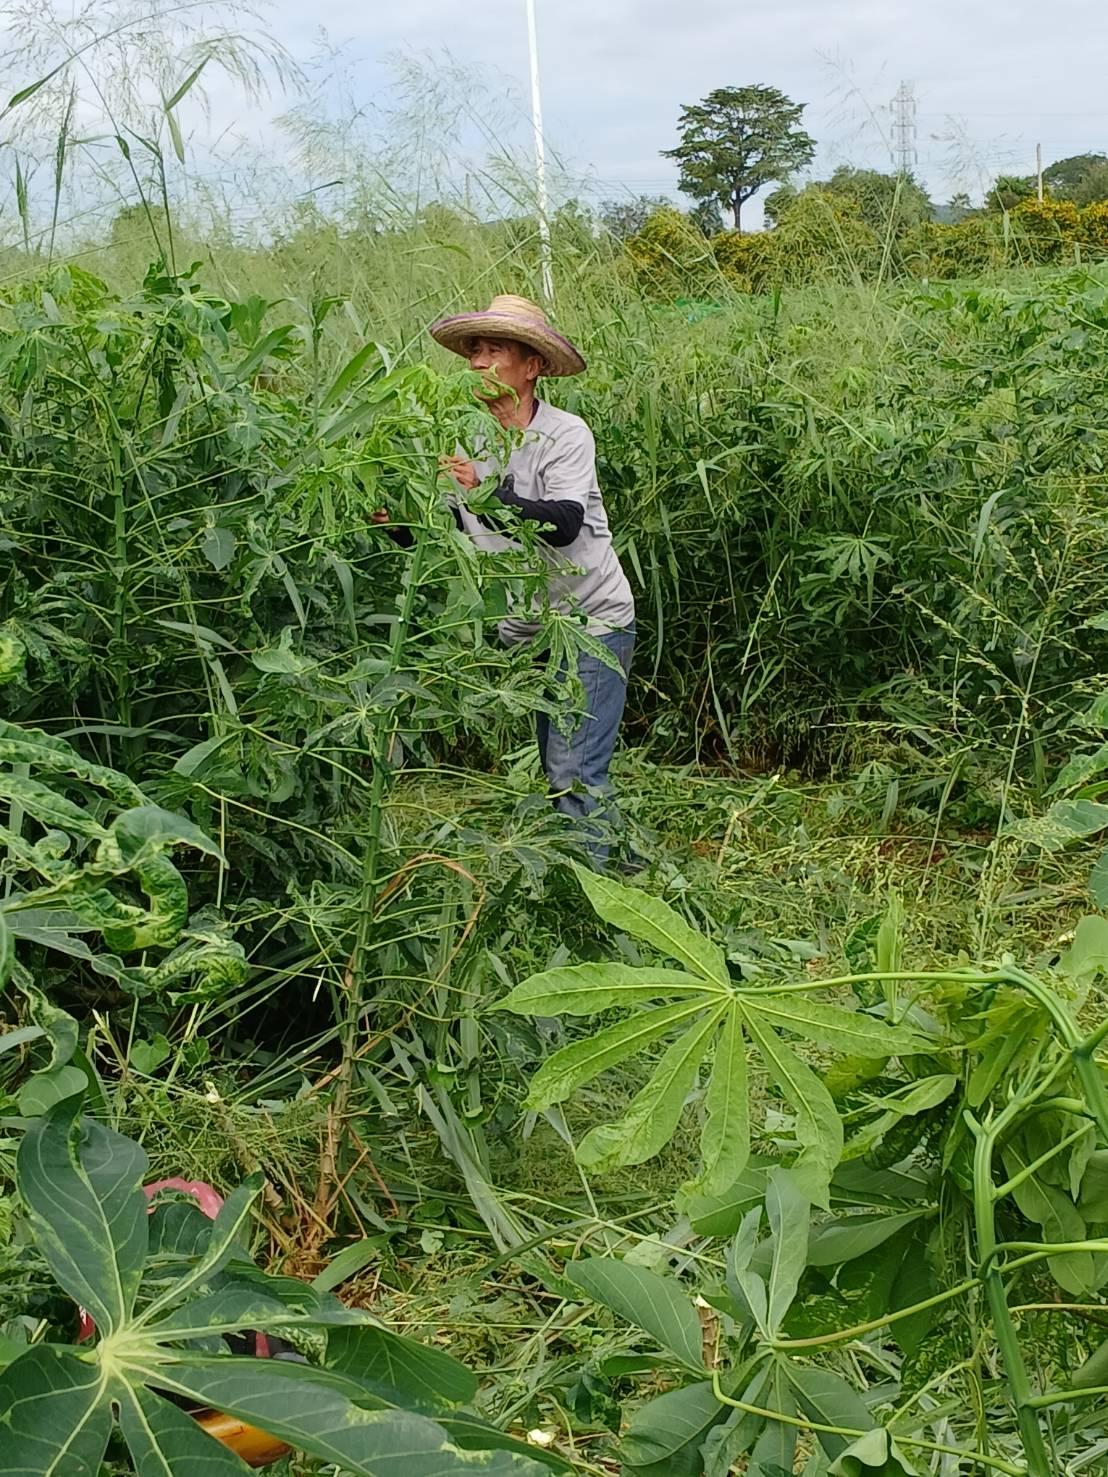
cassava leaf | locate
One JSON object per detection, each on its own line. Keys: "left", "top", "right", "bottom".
{"left": 143, "top": 1172, "right": 265, "bottom": 1319}
{"left": 0, "top": 1022, "right": 43, "bottom": 1056}
{"left": 702, "top": 1364, "right": 772, "bottom": 1477}
{"left": 828, "top": 1427, "right": 917, "bottom": 1475}
{"left": 829, "top": 1161, "right": 934, "bottom": 1207}
{"left": 576, "top": 1009, "right": 724, "bottom": 1174}
{"left": 0, "top": 719, "right": 145, "bottom": 806}
{"left": 5, "top": 972, "right": 78, "bottom": 1069}
{"left": 17, "top": 1097, "right": 148, "bottom": 1335}
{"left": 686, "top": 1161, "right": 771, "bottom": 1237}
{"left": 1074, "top": 1332, "right": 1108, "bottom": 1389}
{"left": 200, "top": 525, "right": 236, "bottom": 571}
{"left": 1038, "top": 798, "right": 1108, "bottom": 850}
{"left": 1002, "top": 1145, "right": 1097, "bottom": 1295}
{"left": 729, "top": 1206, "right": 770, "bottom": 1336}
{"left": 501, "top": 962, "right": 711, "bottom": 1017}
{"left": 0, "top": 772, "right": 107, "bottom": 838}
{"left": 1061, "top": 915, "right": 1108, "bottom": 983}
{"left": 1091, "top": 846, "right": 1108, "bottom": 910}
{"left": 571, "top": 863, "right": 729, "bottom": 985}
{"left": 327, "top": 1324, "right": 478, "bottom": 1410}
{"left": 806, "top": 1210, "right": 928, "bottom": 1268}
{"left": 785, "top": 1365, "right": 876, "bottom": 1461}
{"left": 97, "top": 856, "right": 190, "bottom": 953}
{"left": 0, "top": 1344, "right": 112, "bottom": 1475}
{"left": 146, "top": 1357, "right": 547, "bottom": 1476}
{"left": 525, "top": 1000, "right": 709, "bottom": 1110}
{"left": 2, "top": 1084, "right": 553, "bottom": 1476}
{"left": 748, "top": 1363, "right": 796, "bottom": 1477}
{"left": 108, "top": 805, "right": 224, "bottom": 867}
{"left": 1079, "top": 1149, "right": 1108, "bottom": 1221}
{"left": 765, "top": 1169, "right": 810, "bottom": 1335}
{"left": 146, "top": 1284, "right": 370, "bottom": 1342}
{"left": 17, "top": 1062, "right": 90, "bottom": 1116}
{"left": 567, "top": 1257, "right": 705, "bottom": 1368}
{"left": 741, "top": 1010, "right": 843, "bottom": 1207}
{"left": 619, "top": 1381, "right": 725, "bottom": 1475}
{"left": 435, "top": 1413, "right": 572, "bottom": 1472}
{"left": 968, "top": 1004, "right": 1038, "bottom": 1108}
{"left": 252, "top": 644, "right": 313, "bottom": 674}
{"left": 1049, "top": 742, "right": 1108, "bottom": 796}
{"left": 115, "top": 1381, "right": 250, "bottom": 1474}
{"left": 695, "top": 1005, "right": 750, "bottom": 1197}
{"left": 743, "top": 994, "right": 927, "bottom": 1058}
{"left": 843, "top": 1075, "right": 957, "bottom": 1162}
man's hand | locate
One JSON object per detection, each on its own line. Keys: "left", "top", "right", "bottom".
{"left": 440, "top": 455, "right": 479, "bottom": 491}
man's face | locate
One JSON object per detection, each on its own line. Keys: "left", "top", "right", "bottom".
{"left": 467, "top": 336, "right": 543, "bottom": 401}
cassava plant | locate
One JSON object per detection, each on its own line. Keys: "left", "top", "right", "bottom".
{"left": 0, "top": 717, "right": 244, "bottom": 1119}
{"left": 499, "top": 863, "right": 932, "bottom": 1205}
{"left": 0, "top": 258, "right": 586, "bottom": 1224}
{"left": 504, "top": 866, "right": 1108, "bottom": 1476}
{"left": 0, "top": 1092, "right": 559, "bottom": 1475}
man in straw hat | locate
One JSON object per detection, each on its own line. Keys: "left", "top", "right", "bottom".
{"left": 430, "top": 293, "right": 636, "bottom": 863}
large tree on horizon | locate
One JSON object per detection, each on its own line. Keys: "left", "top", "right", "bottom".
{"left": 662, "top": 85, "right": 816, "bottom": 231}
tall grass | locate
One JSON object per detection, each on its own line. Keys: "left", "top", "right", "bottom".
{"left": 27, "top": 187, "right": 1101, "bottom": 800}
{"left": 8, "top": 17, "right": 1102, "bottom": 797}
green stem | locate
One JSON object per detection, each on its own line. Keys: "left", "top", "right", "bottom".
{"left": 968, "top": 1111, "right": 1053, "bottom": 1477}
{"left": 771, "top": 1277, "right": 980, "bottom": 1350}
{"left": 1018, "top": 1097, "right": 1092, "bottom": 1121}
{"left": 999, "top": 1240, "right": 1108, "bottom": 1275}
{"left": 996, "top": 966, "right": 1081, "bottom": 1048}
{"left": 109, "top": 435, "right": 131, "bottom": 731}
{"left": 1072, "top": 1042, "right": 1108, "bottom": 1143}
{"left": 1080, "top": 1014, "right": 1108, "bottom": 1055}
{"left": 336, "top": 497, "right": 430, "bottom": 1120}
{"left": 744, "top": 968, "right": 1004, "bottom": 997}
{"left": 1026, "top": 1385, "right": 1108, "bottom": 1410}
{"left": 709, "top": 1372, "right": 1025, "bottom": 1475}
{"left": 993, "top": 1122, "right": 1092, "bottom": 1202}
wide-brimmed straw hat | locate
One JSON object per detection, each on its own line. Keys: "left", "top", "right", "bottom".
{"left": 430, "top": 294, "right": 586, "bottom": 377}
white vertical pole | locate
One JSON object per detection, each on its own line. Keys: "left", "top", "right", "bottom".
{"left": 1036, "top": 142, "right": 1044, "bottom": 202}
{"left": 525, "top": 0, "right": 555, "bottom": 305}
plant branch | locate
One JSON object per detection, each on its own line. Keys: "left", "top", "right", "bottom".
{"left": 709, "top": 1372, "right": 1025, "bottom": 1475}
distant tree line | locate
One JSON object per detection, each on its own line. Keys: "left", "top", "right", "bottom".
{"left": 647, "top": 81, "right": 1108, "bottom": 239}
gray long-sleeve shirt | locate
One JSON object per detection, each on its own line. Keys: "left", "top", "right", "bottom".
{"left": 455, "top": 401, "right": 635, "bottom": 645}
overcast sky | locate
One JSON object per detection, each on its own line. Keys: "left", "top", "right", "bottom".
{"left": 6, "top": 0, "right": 1108, "bottom": 234}
{"left": 252, "top": 0, "right": 1108, "bottom": 224}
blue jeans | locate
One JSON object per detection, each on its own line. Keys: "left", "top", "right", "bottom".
{"left": 535, "top": 627, "right": 635, "bottom": 863}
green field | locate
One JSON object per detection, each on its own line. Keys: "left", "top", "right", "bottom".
{"left": 4, "top": 82, "right": 1108, "bottom": 1477}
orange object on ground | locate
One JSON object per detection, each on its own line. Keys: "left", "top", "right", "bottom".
{"left": 194, "top": 1410, "right": 292, "bottom": 1468}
